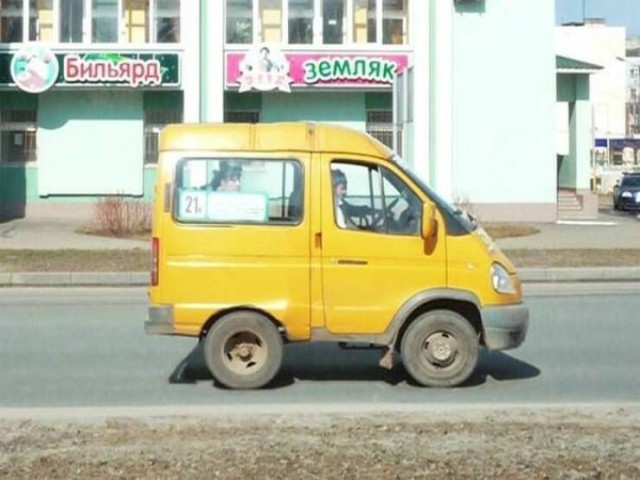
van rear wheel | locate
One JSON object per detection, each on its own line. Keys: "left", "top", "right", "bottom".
{"left": 204, "top": 311, "right": 283, "bottom": 390}
{"left": 401, "top": 310, "right": 479, "bottom": 387}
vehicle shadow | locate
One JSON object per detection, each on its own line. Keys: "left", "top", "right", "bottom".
{"left": 168, "top": 342, "right": 540, "bottom": 389}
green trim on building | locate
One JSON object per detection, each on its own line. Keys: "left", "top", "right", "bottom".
{"left": 365, "top": 92, "right": 392, "bottom": 110}
{"left": 224, "top": 91, "right": 263, "bottom": 110}
{"left": 0, "top": 91, "right": 38, "bottom": 109}
{"left": 143, "top": 91, "right": 184, "bottom": 111}
{"left": 556, "top": 55, "right": 602, "bottom": 71}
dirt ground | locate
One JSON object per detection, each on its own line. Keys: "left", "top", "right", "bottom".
{"left": 1, "top": 406, "right": 639, "bottom": 479}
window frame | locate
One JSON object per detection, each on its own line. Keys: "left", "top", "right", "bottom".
{"left": 172, "top": 156, "right": 305, "bottom": 227}
{"left": 330, "top": 159, "right": 421, "bottom": 236}
{"left": 143, "top": 108, "right": 183, "bottom": 165}
{"left": 0, "top": 0, "right": 180, "bottom": 44}
{"left": 224, "top": 0, "right": 408, "bottom": 46}
{"left": 0, "top": 109, "right": 38, "bottom": 164}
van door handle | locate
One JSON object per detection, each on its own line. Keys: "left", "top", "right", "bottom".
{"left": 336, "top": 259, "right": 368, "bottom": 265}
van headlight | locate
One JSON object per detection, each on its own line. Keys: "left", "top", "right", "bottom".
{"left": 491, "top": 263, "right": 515, "bottom": 294}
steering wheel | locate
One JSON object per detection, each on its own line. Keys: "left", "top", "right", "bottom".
{"left": 369, "top": 196, "right": 401, "bottom": 230}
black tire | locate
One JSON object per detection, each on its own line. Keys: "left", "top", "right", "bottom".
{"left": 400, "top": 310, "right": 479, "bottom": 387}
{"left": 203, "top": 311, "right": 283, "bottom": 390}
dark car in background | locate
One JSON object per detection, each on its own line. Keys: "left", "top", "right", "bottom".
{"left": 613, "top": 172, "right": 640, "bottom": 211}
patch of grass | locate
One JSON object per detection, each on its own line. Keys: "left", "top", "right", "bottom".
{"left": 3, "top": 247, "right": 640, "bottom": 273}
{"left": 0, "top": 249, "right": 150, "bottom": 273}
{"left": 484, "top": 224, "right": 540, "bottom": 239}
{"left": 504, "top": 248, "right": 640, "bottom": 268}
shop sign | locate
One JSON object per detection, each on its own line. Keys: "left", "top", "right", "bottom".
{"left": 0, "top": 50, "right": 180, "bottom": 91}
{"left": 10, "top": 44, "right": 60, "bottom": 94}
{"left": 226, "top": 50, "right": 409, "bottom": 90}
{"left": 235, "top": 46, "right": 293, "bottom": 92}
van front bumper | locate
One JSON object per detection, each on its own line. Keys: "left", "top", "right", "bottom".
{"left": 482, "top": 303, "right": 529, "bottom": 350}
{"left": 145, "top": 305, "right": 176, "bottom": 335}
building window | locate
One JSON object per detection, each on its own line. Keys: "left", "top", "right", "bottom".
{"left": 29, "top": 0, "right": 54, "bottom": 41}
{"left": 0, "top": 110, "right": 37, "bottom": 163}
{"left": 224, "top": 110, "right": 260, "bottom": 123}
{"left": 92, "top": 0, "right": 118, "bottom": 42}
{"left": 288, "top": 0, "right": 312, "bottom": 44}
{"left": 259, "top": 0, "right": 282, "bottom": 42}
{"left": 382, "top": 0, "right": 406, "bottom": 45}
{"left": 123, "top": 0, "right": 149, "bottom": 42}
{"left": 144, "top": 109, "right": 182, "bottom": 164}
{"left": 59, "top": 0, "right": 84, "bottom": 42}
{"left": 227, "top": 0, "right": 253, "bottom": 43}
{"left": 323, "top": 0, "right": 344, "bottom": 44}
{"left": 367, "top": 109, "right": 400, "bottom": 152}
{"left": 352, "top": 0, "right": 376, "bottom": 43}
{"left": 0, "top": 0, "right": 23, "bottom": 42}
{"left": 154, "top": 0, "right": 179, "bottom": 43}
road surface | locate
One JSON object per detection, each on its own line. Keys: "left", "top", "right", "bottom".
{"left": 0, "top": 284, "right": 639, "bottom": 410}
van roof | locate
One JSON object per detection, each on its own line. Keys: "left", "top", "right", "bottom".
{"left": 159, "top": 122, "right": 393, "bottom": 159}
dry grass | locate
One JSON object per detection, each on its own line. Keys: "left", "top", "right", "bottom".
{"left": 2, "top": 247, "right": 640, "bottom": 272}
{"left": 484, "top": 224, "right": 540, "bottom": 239}
{"left": 504, "top": 248, "right": 640, "bottom": 268}
{"left": 0, "top": 249, "right": 150, "bottom": 273}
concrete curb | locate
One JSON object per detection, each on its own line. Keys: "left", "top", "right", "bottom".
{"left": 518, "top": 267, "right": 640, "bottom": 283}
{"left": 1, "top": 268, "right": 640, "bottom": 287}
{"left": 0, "top": 272, "right": 149, "bottom": 287}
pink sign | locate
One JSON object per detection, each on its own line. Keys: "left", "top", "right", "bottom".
{"left": 226, "top": 49, "right": 410, "bottom": 91}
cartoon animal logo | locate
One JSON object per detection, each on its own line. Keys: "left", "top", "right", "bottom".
{"left": 10, "top": 44, "right": 60, "bottom": 94}
{"left": 237, "top": 46, "right": 293, "bottom": 93}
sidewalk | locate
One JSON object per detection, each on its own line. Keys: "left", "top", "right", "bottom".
{"left": 1, "top": 208, "right": 640, "bottom": 286}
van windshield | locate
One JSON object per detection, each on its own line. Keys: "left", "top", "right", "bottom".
{"left": 391, "top": 155, "right": 477, "bottom": 235}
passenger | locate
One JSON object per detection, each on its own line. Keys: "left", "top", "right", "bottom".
{"left": 211, "top": 161, "right": 243, "bottom": 192}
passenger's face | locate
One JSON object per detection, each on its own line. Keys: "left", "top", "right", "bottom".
{"left": 335, "top": 182, "right": 347, "bottom": 200}
{"left": 219, "top": 176, "right": 241, "bottom": 192}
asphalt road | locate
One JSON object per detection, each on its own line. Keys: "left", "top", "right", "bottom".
{"left": 0, "top": 285, "right": 639, "bottom": 410}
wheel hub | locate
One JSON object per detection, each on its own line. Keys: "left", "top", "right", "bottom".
{"left": 223, "top": 332, "right": 267, "bottom": 374}
{"left": 424, "top": 332, "right": 458, "bottom": 366}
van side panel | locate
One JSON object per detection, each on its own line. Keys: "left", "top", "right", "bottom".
{"left": 151, "top": 151, "right": 312, "bottom": 341}
{"left": 319, "top": 154, "right": 448, "bottom": 335}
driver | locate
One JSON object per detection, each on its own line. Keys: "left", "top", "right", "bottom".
{"left": 332, "top": 169, "right": 372, "bottom": 230}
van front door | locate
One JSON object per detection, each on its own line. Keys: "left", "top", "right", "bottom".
{"left": 320, "top": 158, "right": 447, "bottom": 335}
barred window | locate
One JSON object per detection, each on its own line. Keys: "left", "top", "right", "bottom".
{"left": 0, "top": 110, "right": 37, "bottom": 163}
{"left": 144, "top": 109, "right": 182, "bottom": 164}
{"left": 366, "top": 109, "right": 401, "bottom": 154}
{"left": 224, "top": 110, "right": 260, "bottom": 123}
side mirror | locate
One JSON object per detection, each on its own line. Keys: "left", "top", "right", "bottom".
{"left": 421, "top": 203, "right": 437, "bottom": 240}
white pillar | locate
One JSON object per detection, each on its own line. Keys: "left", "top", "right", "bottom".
{"left": 431, "top": 0, "right": 454, "bottom": 201}
{"left": 181, "top": 0, "right": 200, "bottom": 122}
{"left": 200, "top": 0, "right": 225, "bottom": 122}
{"left": 410, "top": 0, "right": 430, "bottom": 183}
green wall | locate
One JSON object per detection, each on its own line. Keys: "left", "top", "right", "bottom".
{"left": 261, "top": 92, "right": 366, "bottom": 131}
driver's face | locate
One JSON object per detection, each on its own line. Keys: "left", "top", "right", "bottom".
{"left": 335, "top": 182, "right": 347, "bottom": 200}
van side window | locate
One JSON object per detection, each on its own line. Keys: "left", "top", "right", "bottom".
{"left": 174, "top": 158, "right": 303, "bottom": 224}
{"left": 331, "top": 161, "right": 421, "bottom": 235}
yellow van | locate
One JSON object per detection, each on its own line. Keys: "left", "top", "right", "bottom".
{"left": 145, "top": 122, "right": 528, "bottom": 389}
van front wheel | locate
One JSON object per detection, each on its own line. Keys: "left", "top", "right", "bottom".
{"left": 401, "top": 310, "right": 479, "bottom": 387}
{"left": 204, "top": 311, "right": 283, "bottom": 390}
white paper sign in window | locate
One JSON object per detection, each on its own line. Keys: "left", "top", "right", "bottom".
{"left": 178, "top": 190, "right": 207, "bottom": 220}
{"left": 207, "top": 192, "right": 268, "bottom": 222}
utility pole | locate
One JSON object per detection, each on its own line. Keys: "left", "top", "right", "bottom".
{"left": 582, "top": 0, "right": 587, "bottom": 22}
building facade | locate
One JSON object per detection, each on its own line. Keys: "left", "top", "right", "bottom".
{"left": 0, "top": 0, "right": 558, "bottom": 222}
{"left": 557, "top": 20, "right": 637, "bottom": 194}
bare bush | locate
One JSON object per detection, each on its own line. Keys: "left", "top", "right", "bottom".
{"left": 91, "top": 197, "right": 152, "bottom": 237}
